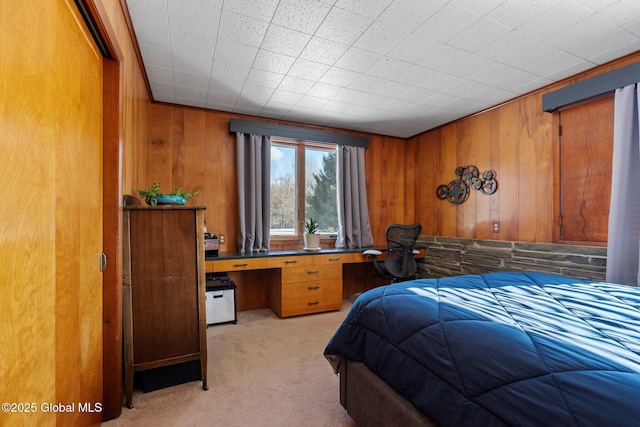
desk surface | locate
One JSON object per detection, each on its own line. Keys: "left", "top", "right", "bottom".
{"left": 204, "top": 245, "right": 425, "bottom": 315}
{"left": 206, "top": 246, "right": 387, "bottom": 261}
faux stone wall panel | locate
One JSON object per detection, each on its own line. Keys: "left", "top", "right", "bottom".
{"left": 417, "top": 236, "right": 607, "bottom": 281}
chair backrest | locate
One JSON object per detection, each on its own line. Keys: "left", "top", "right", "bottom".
{"left": 384, "top": 223, "right": 422, "bottom": 280}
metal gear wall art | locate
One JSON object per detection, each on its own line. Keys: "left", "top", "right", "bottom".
{"left": 436, "top": 165, "right": 498, "bottom": 204}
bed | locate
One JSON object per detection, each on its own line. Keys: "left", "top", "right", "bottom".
{"left": 324, "top": 272, "right": 640, "bottom": 427}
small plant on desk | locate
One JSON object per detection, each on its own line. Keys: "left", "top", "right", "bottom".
{"left": 304, "top": 217, "right": 319, "bottom": 234}
{"left": 303, "top": 218, "right": 321, "bottom": 249}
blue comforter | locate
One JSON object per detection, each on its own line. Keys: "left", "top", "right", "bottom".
{"left": 324, "top": 272, "right": 640, "bottom": 427}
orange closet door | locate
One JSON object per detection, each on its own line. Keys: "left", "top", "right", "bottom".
{"left": 0, "top": 1, "right": 104, "bottom": 425}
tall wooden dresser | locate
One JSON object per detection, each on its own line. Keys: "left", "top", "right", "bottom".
{"left": 123, "top": 205, "right": 208, "bottom": 408}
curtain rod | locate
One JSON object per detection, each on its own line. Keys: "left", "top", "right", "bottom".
{"left": 229, "top": 119, "right": 368, "bottom": 148}
{"left": 542, "top": 60, "right": 640, "bottom": 112}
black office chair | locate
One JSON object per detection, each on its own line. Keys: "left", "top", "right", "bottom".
{"left": 363, "top": 223, "right": 422, "bottom": 282}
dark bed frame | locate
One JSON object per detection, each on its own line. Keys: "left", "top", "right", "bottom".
{"left": 337, "top": 357, "right": 437, "bottom": 427}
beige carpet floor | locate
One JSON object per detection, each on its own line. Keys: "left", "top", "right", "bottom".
{"left": 103, "top": 300, "right": 356, "bottom": 427}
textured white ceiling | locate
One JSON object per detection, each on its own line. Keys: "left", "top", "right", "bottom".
{"left": 126, "top": 0, "right": 640, "bottom": 138}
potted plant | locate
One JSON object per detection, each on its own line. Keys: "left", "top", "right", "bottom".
{"left": 138, "top": 181, "right": 200, "bottom": 206}
{"left": 303, "top": 217, "right": 321, "bottom": 249}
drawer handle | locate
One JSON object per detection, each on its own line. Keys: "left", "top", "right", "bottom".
{"left": 285, "top": 260, "right": 297, "bottom": 264}
{"left": 234, "top": 263, "right": 248, "bottom": 267}
{"left": 329, "top": 257, "right": 341, "bottom": 261}
{"left": 308, "top": 286, "right": 320, "bottom": 290}
{"left": 308, "top": 301, "right": 319, "bottom": 305}
{"left": 307, "top": 270, "right": 320, "bottom": 274}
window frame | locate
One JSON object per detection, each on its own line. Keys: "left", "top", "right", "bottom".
{"left": 270, "top": 137, "right": 337, "bottom": 242}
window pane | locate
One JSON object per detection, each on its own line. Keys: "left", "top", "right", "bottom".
{"left": 305, "top": 147, "right": 338, "bottom": 233}
{"left": 270, "top": 144, "right": 297, "bottom": 235}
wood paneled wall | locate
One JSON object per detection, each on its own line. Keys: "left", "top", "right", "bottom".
{"left": 141, "top": 51, "right": 640, "bottom": 251}
{"left": 411, "top": 93, "right": 554, "bottom": 242}
{"left": 411, "top": 52, "right": 640, "bottom": 243}
{"left": 100, "top": 0, "right": 152, "bottom": 419}
{"left": 139, "top": 106, "right": 411, "bottom": 251}
{"left": 101, "top": 0, "right": 150, "bottom": 196}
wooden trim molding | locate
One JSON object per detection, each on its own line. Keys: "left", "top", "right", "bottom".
{"left": 74, "top": 0, "right": 122, "bottom": 61}
{"left": 74, "top": 0, "right": 125, "bottom": 421}
{"left": 118, "top": 0, "right": 153, "bottom": 100}
{"left": 101, "top": 58, "right": 124, "bottom": 421}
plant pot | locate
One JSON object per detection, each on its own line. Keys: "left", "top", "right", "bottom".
{"left": 155, "top": 195, "right": 186, "bottom": 205}
{"left": 303, "top": 233, "right": 321, "bottom": 249}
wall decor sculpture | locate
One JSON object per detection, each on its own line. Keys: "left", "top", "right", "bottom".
{"left": 436, "top": 165, "right": 498, "bottom": 204}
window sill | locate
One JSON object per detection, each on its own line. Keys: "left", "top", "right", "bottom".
{"left": 271, "top": 235, "right": 337, "bottom": 242}
{"left": 270, "top": 235, "right": 337, "bottom": 250}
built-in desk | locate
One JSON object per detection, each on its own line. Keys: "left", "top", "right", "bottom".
{"left": 205, "top": 247, "right": 424, "bottom": 318}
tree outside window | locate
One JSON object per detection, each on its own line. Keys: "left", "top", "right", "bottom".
{"left": 270, "top": 139, "right": 337, "bottom": 237}
{"left": 270, "top": 144, "right": 296, "bottom": 234}
{"left": 305, "top": 149, "right": 337, "bottom": 233}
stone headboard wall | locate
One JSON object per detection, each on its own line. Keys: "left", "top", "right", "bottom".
{"left": 416, "top": 236, "right": 607, "bottom": 282}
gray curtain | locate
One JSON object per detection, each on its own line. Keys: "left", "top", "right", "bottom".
{"left": 335, "top": 145, "right": 374, "bottom": 248}
{"left": 606, "top": 84, "right": 640, "bottom": 286}
{"left": 236, "top": 132, "right": 271, "bottom": 253}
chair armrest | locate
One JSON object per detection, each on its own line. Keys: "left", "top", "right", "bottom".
{"left": 363, "top": 249, "right": 382, "bottom": 257}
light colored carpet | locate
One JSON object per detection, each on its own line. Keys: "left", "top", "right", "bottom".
{"left": 103, "top": 301, "right": 356, "bottom": 427}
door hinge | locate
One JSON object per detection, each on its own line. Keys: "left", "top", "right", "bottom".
{"left": 557, "top": 215, "right": 563, "bottom": 227}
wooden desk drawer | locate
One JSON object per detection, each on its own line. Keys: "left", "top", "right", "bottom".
{"left": 314, "top": 254, "right": 347, "bottom": 265}
{"left": 280, "top": 293, "right": 342, "bottom": 317}
{"left": 266, "top": 255, "right": 314, "bottom": 269}
{"left": 341, "top": 252, "right": 368, "bottom": 263}
{"left": 211, "top": 258, "right": 267, "bottom": 272}
{"left": 281, "top": 264, "right": 341, "bottom": 283}
{"left": 281, "top": 279, "right": 341, "bottom": 299}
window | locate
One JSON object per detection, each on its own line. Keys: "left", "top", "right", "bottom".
{"left": 270, "top": 138, "right": 338, "bottom": 237}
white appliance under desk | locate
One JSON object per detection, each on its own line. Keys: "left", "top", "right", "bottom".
{"left": 205, "top": 283, "right": 237, "bottom": 325}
